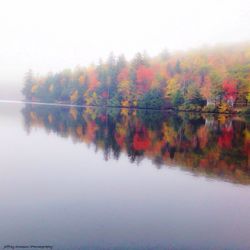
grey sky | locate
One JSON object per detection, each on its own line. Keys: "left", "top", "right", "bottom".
{"left": 0, "top": 0, "right": 249, "bottom": 99}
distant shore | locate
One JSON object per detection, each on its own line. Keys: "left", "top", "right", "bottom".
{"left": 1, "top": 99, "right": 249, "bottom": 115}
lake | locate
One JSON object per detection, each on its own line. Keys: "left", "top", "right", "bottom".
{"left": 1, "top": 102, "right": 250, "bottom": 250}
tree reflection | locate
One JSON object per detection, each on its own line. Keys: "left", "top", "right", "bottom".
{"left": 22, "top": 104, "right": 250, "bottom": 184}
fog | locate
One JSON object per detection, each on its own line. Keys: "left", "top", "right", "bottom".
{"left": 0, "top": 0, "right": 249, "bottom": 100}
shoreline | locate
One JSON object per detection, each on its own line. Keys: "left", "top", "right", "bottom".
{"left": 0, "top": 99, "right": 249, "bottom": 115}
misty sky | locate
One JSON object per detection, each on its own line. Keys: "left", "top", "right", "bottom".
{"left": 0, "top": 0, "right": 249, "bottom": 99}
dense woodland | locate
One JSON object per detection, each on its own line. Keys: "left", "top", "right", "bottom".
{"left": 22, "top": 105, "right": 250, "bottom": 184}
{"left": 23, "top": 42, "right": 250, "bottom": 113}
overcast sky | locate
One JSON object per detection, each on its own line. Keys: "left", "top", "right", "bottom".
{"left": 0, "top": 0, "right": 249, "bottom": 99}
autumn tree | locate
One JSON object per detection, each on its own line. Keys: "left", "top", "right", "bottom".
{"left": 222, "top": 78, "right": 237, "bottom": 106}
{"left": 136, "top": 65, "right": 154, "bottom": 95}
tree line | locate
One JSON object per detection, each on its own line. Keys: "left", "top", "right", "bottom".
{"left": 22, "top": 42, "right": 250, "bottom": 113}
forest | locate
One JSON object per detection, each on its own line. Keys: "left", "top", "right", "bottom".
{"left": 22, "top": 42, "right": 250, "bottom": 113}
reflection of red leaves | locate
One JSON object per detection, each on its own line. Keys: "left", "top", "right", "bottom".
{"left": 180, "top": 141, "right": 191, "bottom": 148}
{"left": 197, "top": 126, "right": 208, "bottom": 148}
{"left": 133, "top": 131, "right": 150, "bottom": 151}
{"left": 99, "top": 114, "right": 106, "bottom": 122}
{"left": 86, "top": 121, "right": 97, "bottom": 142}
{"left": 218, "top": 127, "right": 233, "bottom": 149}
{"left": 162, "top": 152, "right": 170, "bottom": 160}
{"left": 244, "top": 141, "right": 250, "bottom": 155}
{"left": 115, "top": 133, "right": 125, "bottom": 147}
{"left": 199, "top": 159, "right": 208, "bottom": 168}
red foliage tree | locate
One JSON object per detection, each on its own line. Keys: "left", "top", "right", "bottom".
{"left": 88, "top": 70, "right": 99, "bottom": 91}
{"left": 222, "top": 78, "right": 237, "bottom": 104}
{"left": 117, "top": 67, "right": 129, "bottom": 82}
{"left": 101, "top": 91, "right": 108, "bottom": 98}
{"left": 136, "top": 65, "right": 154, "bottom": 94}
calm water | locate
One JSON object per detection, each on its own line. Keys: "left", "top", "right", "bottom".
{"left": 1, "top": 102, "right": 250, "bottom": 250}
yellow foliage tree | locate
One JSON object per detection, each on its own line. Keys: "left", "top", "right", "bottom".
{"left": 218, "top": 102, "right": 230, "bottom": 113}
{"left": 70, "top": 90, "right": 78, "bottom": 103}
{"left": 118, "top": 80, "right": 131, "bottom": 97}
{"left": 132, "top": 99, "right": 138, "bottom": 107}
{"left": 247, "top": 92, "right": 250, "bottom": 103}
{"left": 79, "top": 75, "right": 85, "bottom": 85}
{"left": 165, "top": 78, "right": 180, "bottom": 98}
{"left": 121, "top": 99, "right": 129, "bottom": 107}
{"left": 31, "top": 84, "right": 38, "bottom": 93}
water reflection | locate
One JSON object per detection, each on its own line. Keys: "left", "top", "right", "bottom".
{"left": 22, "top": 104, "right": 250, "bottom": 184}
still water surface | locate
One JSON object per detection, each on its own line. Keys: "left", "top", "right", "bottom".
{"left": 0, "top": 102, "right": 250, "bottom": 249}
